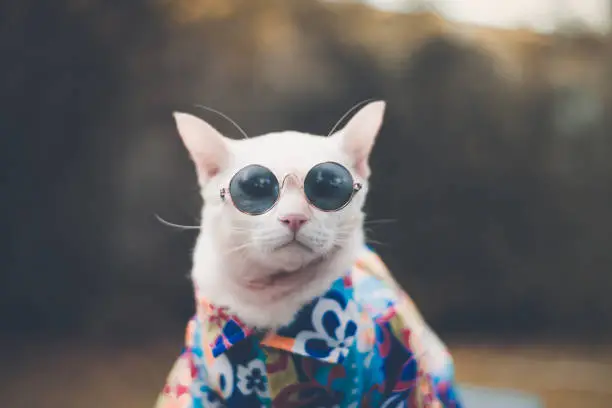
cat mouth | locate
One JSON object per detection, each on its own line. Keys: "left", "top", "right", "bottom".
{"left": 274, "top": 239, "right": 313, "bottom": 252}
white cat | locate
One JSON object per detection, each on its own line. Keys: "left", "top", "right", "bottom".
{"left": 174, "top": 101, "right": 385, "bottom": 329}
{"left": 158, "top": 101, "right": 463, "bottom": 408}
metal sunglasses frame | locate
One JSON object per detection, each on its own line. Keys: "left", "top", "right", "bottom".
{"left": 219, "top": 161, "right": 363, "bottom": 215}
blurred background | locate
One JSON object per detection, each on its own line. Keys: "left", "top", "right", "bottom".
{"left": 1, "top": 0, "right": 611, "bottom": 406}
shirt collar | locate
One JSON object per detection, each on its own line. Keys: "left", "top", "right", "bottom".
{"left": 194, "top": 273, "right": 357, "bottom": 364}
{"left": 191, "top": 246, "right": 386, "bottom": 364}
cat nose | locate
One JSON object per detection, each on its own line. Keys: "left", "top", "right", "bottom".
{"left": 278, "top": 214, "right": 309, "bottom": 232}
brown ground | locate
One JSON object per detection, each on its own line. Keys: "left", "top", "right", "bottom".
{"left": 0, "top": 340, "right": 610, "bottom": 408}
{"left": 453, "top": 343, "right": 612, "bottom": 408}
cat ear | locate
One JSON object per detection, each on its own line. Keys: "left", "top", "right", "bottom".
{"left": 173, "top": 112, "right": 230, "bottom": 185}
{"left": 332, "top": 100, "right": 385, "bottom": 178}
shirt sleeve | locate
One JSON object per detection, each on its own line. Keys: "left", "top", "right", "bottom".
{"left": 358, "top": 248, "right": 463, "bottom": 407}
{"left": 383, "top": 291, "right": 464, "bottom": 408}
{"left": 156, "top": 317, "right": 227, "bottom": 408}
{"left": 155, "top": 350, "right": 197, "bottom": 408}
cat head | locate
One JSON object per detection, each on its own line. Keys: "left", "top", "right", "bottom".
{"left": 173, "top": 102, "right": 385, "bottom": 324}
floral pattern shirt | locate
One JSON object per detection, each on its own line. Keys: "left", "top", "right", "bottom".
{"left": 156, "top": 247, "right": 463, "bottom": 407}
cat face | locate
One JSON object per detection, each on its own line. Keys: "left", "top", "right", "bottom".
{"left": 207, "top": 133, "right": 366, "bottom": 273}
{"left": 174, "top": 102, "right": 385, "bottom": 308}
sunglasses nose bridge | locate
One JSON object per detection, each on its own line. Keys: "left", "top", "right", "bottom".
{"left": 276, "top": 173, "right": 311, "bottom": 216}
{"left": 280, "top": 173, "right": 301, "bottom": 190}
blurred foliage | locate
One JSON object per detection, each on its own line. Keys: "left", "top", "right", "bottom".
{"left": 1, "top": 0, "right": 611, "bottom": 342}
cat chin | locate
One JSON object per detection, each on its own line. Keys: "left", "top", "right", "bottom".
{"left": 253, "top": 243, "right": 325, "bottom": 272}
{"left": 192, "top": 233, "right": 362, "bottom": 329}
{"left": 225, "top": 267, "right": 344, "bottom": 329}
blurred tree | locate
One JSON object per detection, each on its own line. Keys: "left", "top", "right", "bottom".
{"left": 1, "top": 0, "right": 611, "bottom": 343}
{"left": 0, "top": 0, "right": 164, "bottom": 337}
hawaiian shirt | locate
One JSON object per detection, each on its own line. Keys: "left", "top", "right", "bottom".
{"left": 156, "top": 246, "right": 463, "bottom": 407}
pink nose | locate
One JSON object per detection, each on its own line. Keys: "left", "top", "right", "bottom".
{"left": 279, "top": 214, "right": 309, "bottom": 232}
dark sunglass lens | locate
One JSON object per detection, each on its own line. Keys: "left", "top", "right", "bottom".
{"left": 229, "top": 165, "right": 279, "bottom": 215}
{"left": 304, "top": 162, "right": 355, "bottom": 211}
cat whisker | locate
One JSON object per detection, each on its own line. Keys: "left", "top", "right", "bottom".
{"left": 364, "top": 218, "right": 398, "bottom": 225}
{"left": 229, "top": 226, "right": 255, "bottom": 233}
{"left": 327, "top": 98, "right": 377, "bottom": 137}
{"left": 225, "top": 242, "right": 257, "bottom": 256}
{"left": 194, "top": 104, "right": 249, "bottom": 139}
{"left": 155, "top": 214, "right": 201, "bottom": 230}
{"left": 238, "top": 229, "right": 283, "bottom": 237}
{"left": 363, "top": 227, "right": 388, "bottom": 246}
{"left": 365, "top": 238, "right": 388, "bottom": 247}
{"left": 333, "top": 224, "right": 389, "bottom": 248}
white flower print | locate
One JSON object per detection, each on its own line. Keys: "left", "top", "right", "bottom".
{"left": 328, "top": 403, "right": 359, "bottom": 408}
{"left": 355, "top": 277, "right": 398, "bottom": 314}
{"left": 211, "top": 353, "right": 234, "bottom": 400}
{"left": 363, "top": 349, "right": 375, "bottom": 369}
{"left": 380, "top": 393, "right": 408, "bottom": 408}
{"left": 236, "top": 359, "right": 269, "bottom": 398}
{"left": 369, "top": 286, "right": 397, "bottom": 305}
{"left": 201, "top": 392, "right": 225, "bottom": 408}
{"left": 189, "top": 378, "right": 206, "bottom": 398}
{"left": 294, "top": 297, "right": 360, "bottom": 363}
{"left": 189, "top": 379, "right": 224, "bottom": 408}
{"left": 356, "top": 313, "right": 375, "bottom": 353}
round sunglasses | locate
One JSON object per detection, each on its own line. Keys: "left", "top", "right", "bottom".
{"left": 220, "top": 161, "right": 362, "bottom": 215}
